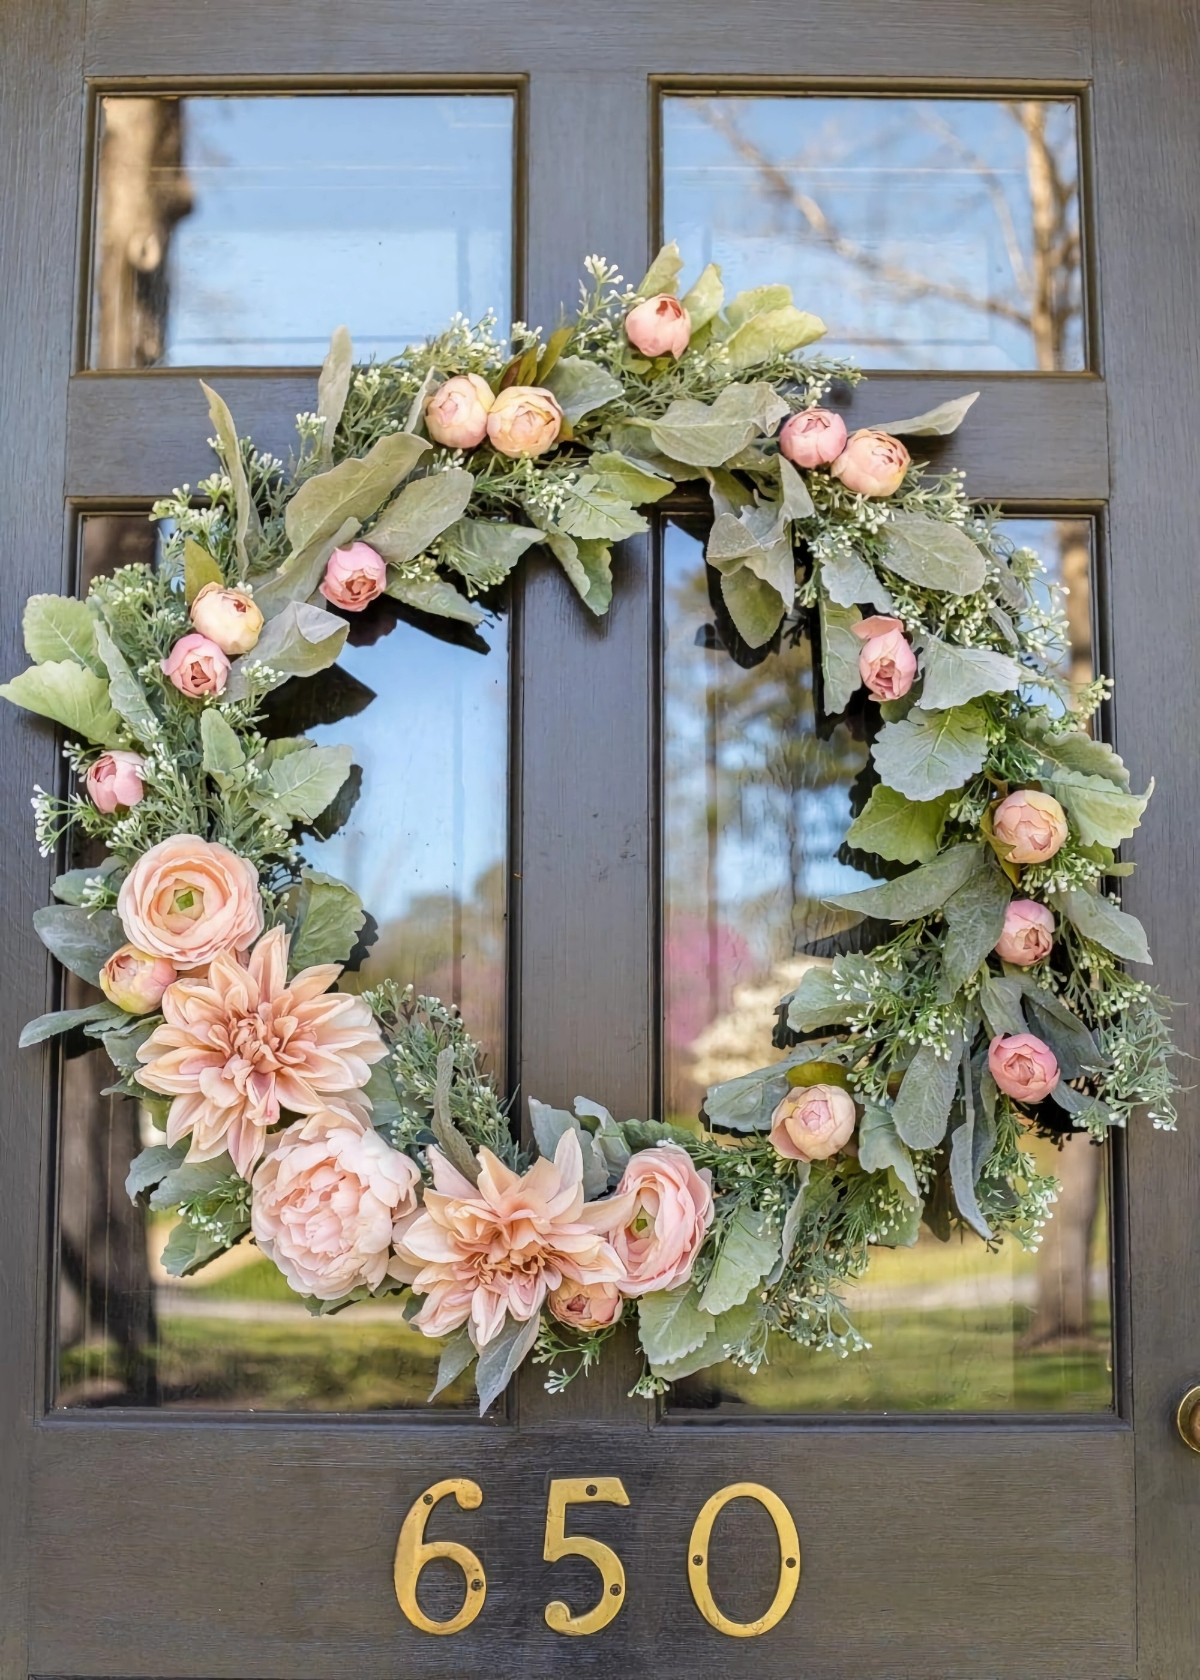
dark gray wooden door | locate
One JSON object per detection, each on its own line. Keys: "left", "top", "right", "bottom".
{"left": 2, "top": 2, "right": 1198, "bottom": 1676}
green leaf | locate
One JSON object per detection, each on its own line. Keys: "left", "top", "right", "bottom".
{"left": 637, "top": 1283, "right": 713, "bottom": 1366}
{"left": 765, "top": 1169, "right": 811, "bottom": 1284}
{"left": 19, "top": 1001, "right": 123, "bottom": 1048}
{"left": 100, "top": 1014, "right": 158, "bottom": 1073}
{"left": 720, "top": 567, "right": 786, "bottom": 647}
{"left": 385, "top": 573, "right": 486, "bottom": 626}
{"left": 818, "top": 594, "right": 862, "bottom": 714}
{"left": 882, "top": 513, "right": 987, "bottom": 596}
{"left": 600, "top": 421, "right": 703, "bottom": 481}
{"left": 1046, "top": 1079, "right": 1115, "bottom": 1130}
{"left": 858, "top": 1104, "right": 919, "bottom": 1199}
{"left": 125, "top": 1140, "right": 189, "bottom": 1201}
{"left": 699, "top": 1204, "right": 781, "bottom": 1316}
{"left": 680, "top": 262, "right": 724, "bottom": 329}
{"left": 91, "top": 617, "right": 160, "bottom": 744}
{"left": 367, "top": 467, "right": 475, "bottom": 566}
{"left": 941, "top": 854, "right": 1011, "bottom": 992}
{"left": 825, "top": 843, "right": 984, "bottom": 922}
{"left": 32, "top": 905, "right": 123, "bottom": 986}
{"left": 256, "top": 742, "right": 354, "bottom": 823}
{"left": 704, "top": 1041, "right": 841, "bottom": 1131}
{"left": 288, "top": 869, "right": 365, "bottom": 971}
{"left": 542, "top": 356, "right": 624, "bottom": 424}
{"left": 871, "top": 392, "right": 980, "bottom": 436}
{"left": 364, "top": 1059, "right": 403, "bottom": 1132}
{"left": 316, "top": 325, "right": 354, "bottom": 466}
{"left": 872, "top": 703, "right": 989, "bottom": 801}
{"left": 23, "top": 595, "right": 101, "bottom": 671}
{"left": 251, "top": 516, "right": 361, "bottom": 621}
{"left": 429, "top": 1325, "right": 476, "bottom": 1401}
{"left": 846, "top": 785, "right": 952, "bottom": 865}
{"left": 183, "top": 539, "right": 225, "bottom": 606}
{"left": 52, "top": 858, "right": 122, "bottom": 905}
{"left": 225, "top": 601, "right": 348, "bottom": 700}
{"left": 150, "top": 1155, "right": 238, "bottom": 1212}
{"left": 1026, "top": 724, "right": 1130, "bottom": 788}
{"left": 587, "top": 451, "right": 674, "bottom": 505}
{"left": 200, "top": 708, "right": 246, "bottom": 775}
{"left": 949, "top": 1074, "right": 993, "bottom": 1241}
{"left": 1045, "top": 769, "right": 1152, "bottom": 848}
{"left": 635, "top": 241, "right": 684, "bottom": 297}
{"left": 724, "top": 284, "right": 794, "bottom": 328}
{"left": 554, "top": 475, "right": 648, "bottom": 543}
{"left": 649, "top": 1301, "right": 761, "bottom": 1383}
{"left": 200, "top": 381, "right": 261, "bottom": 575}
{"left": 893, "top": 1034, "right": 963, "bottom": 1150}
{"left": 1051, "top": 887, "right": 1151, "bottom": 965}
{"left": 437, "top": 518, "right": 542, "bottom": 591}
{"left": 1015, "top": 980, "right": 1107, "bottom": 1079}
{"left": 430, "top": 1045, "right": 483, "bottom": 1188}
{"left": 649, "top": 382, "right": 790, "bottom": 468}
{"left": 0, "top": 660, "right": 124, "bottom": 747}
{"left": 980, "top": 975, "right": 1027, "bottom": 1039}
{"left": 544, "top": 532, "right": 614, "bottom": 616}
{"left": 723, "top": 304, "right": 826, "bottom": 370}
{"left": 161, "top": 1220, "right": 227, "bottom": 1278}
{"left": 819, "top": 549, "right": 893, "bottom": 611}
{"left": 784, "top": 965, "right": 847, "bottom": 1034}
{"left": 920, "top": 636, "right": 1021, "bottom": 710}
{"left": 284, "top": 431, "right": 430, "bottom": 556}
{"left": 475, "top": 1311, "right": 541, "bottom": 1413}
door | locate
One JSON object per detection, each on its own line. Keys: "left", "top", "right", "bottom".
{"left": 1, "top": 2, "right": 1197, "bottom": 1676}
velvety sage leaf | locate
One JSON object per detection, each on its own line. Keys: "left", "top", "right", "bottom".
{"left": 872, "top": 703, "right": 989, "bottom": 801}
{"left": 92, "top": 617, "right": 160, "bottom": 743}
{"left": 724, "top": 284, "right": 793, "bottom": 328}
{"left": 680, "top": 262, "right": 724, "bottom": 329}
{"left": 858, "top": 1104, "right": 919, "bottom": 1199}
{"left": 183, "top": 539, "right": 225, "bottom": 606}
{"left": 588, "top": 451, "right": 674, "bottom": 505}
{"left": 19, "top": 1001, "right": 122, "bottom": 1048}
{"left": 949, "top": 1094, "right": 993, "bottom": 1240}
{"left": 385, "top": 573, "right": 487, "bottom": 626}
{"left": 288, "top": 869, "right": 365, "bottom": 971}
{"left": 649, "top": 1301, "right": 762, "bottom": 1383}
{"left": 367, "top": 467, "right": 475, "bottom": 566}
{"left": 846, "top": 785, "right": 952, "bottom": 865}
{"left": 161, "top": 1221, "right": 227, "bottom": 1278}
{"left": 526, "top": 1104, "right": 608, "bottom": 1200}
{"left": 825, "top": 843, "right": 983, "bottom": 922}
{"left": 1046, "top": 1079, "right": 1116, "bottom": 1130}
{"left": 150, "top": 1155, "right": 238, "bottom": 1212}
{"left": 699, "top": 1204, "right": 782, "bottom": 1317}
{"left": 316, "top": 325, "right": 353, "bottom": 465}
{"left": 99, "top": 1014, "right": 158, "bottom": 1074}
{"left": 1017, "top": 982, "right": 1107, "bottom": 1079}
{"left": 704, "top": 1041, "right": 841, "bottom": 1131}
{"left": 637, "top": 1283, "right": 714, "bottom": 1366}
{"left": 225, "top": 601, "right": 348, "bottom": 700}
{"left": 649, "top": 383, "right": 790, "bottom": 468}
{"left": 252, "top": 517, "right": 361, "bottom": 621}
{"left": 1051, "top": 888, "right": 1151, "bottom": 965}
{"left": 528, "top": 1098, "right": 577, "bottom": 1159}
{"left": 542, "top": 356, "right": 624, "bottom": 423}
{"left": 920, "top": 636, "right": 1022, "bottom": 710}
{"left": 599, "top": 420, "right": 703, "bottom": 481}
{"left": 284, "top": 431, "right": 430, "bottom": 555}
{"left": 0, "top": 660, "right": 124, "bottom": 748}
{"left": 818, "top": 594, "right": 862, "bottom": 714}
{"left": 636, "top": 241, "right": 684, "bottom": 297}
{"left": 723, "top": 304, "right": 826, "bottom": 370}
{"left": 33, "top": 905, "right": 123, "bottom": 986}
{"left": 779, "top": 455, "right": 815, "bottom": 520}
{"left": 544, "top": 533, "right": 614, "bottom": 616}
{"left": 1045, "top": 769, "right": 1152, "bottom": 848}
{"left": 554, "top": 475, "right": 648, "bottom": 543}
{"left": 882, "top": 513, "right": 987, "bottom": 595}
{"left": 765, "top": 1168, "right": 811, "bottom": 1285}
{"left": 430, "top": 1044, "right": 482, "bottom": 1187}
{"left": 475, "top": 1310, "right": 541, "bottom": 1413}
{"left": 200, "top": 380, "right": 261, "bottom": 574}
{"left": 784, "top": 965, "right": 847, "bottom": 1033}
{"left": 819, "top": 549, "right": 893, "bottom": 611}
{"left": 23, "top": 595, "right": 100, "bottom": 671}
{"left": 720, "top": 566, "right": 786, "bottom": 647}
{"left": 980, "top": 975, "right": 1027, "bottom": 1039}
{"left": 942, "top": 856, "right": 1012, "bottom": 991}
{"left": 258, "top": 742, "right": 353, "bottom": 822}
{"left": 429, "top": 1324, "right": 476, "bottom": 1400}
{"left": 200, "top": 708, "right": 245, "bottom": 776}
{"left": 871, "top": 392, "right": 980, "bottom": 437}
{"left": 364, "top": 1060, "right": 403, "bottom": 1132}
{"left": 1026, "top": 723, "right": 1130, "bottom": 788}
{"left": 125, "top": 1140, "right": 189, "bottom": 1201}
{"left": 892, "top": 1034, "right": 962, "bottom": 1150}
{"left": 52, "top": 858, "right": 122, "bottom": 906}
{"left": 438, "top": 518, "right": 542, "bottom": 591}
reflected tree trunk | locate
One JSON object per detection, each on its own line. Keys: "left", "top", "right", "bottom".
{"left": 1025, "top": 1133, "right": 1104, "bottom": 1349}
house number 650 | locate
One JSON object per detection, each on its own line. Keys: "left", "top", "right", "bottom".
{"left": 393, "top": 1477, "right": 801, "bottom": 1638}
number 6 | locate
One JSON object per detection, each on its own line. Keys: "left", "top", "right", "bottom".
{"left": 543, "top": 1476, "right": 630, "bottom": 1635}
{"left": 393, "top": 1478, "right": 487, "bottom": 1636}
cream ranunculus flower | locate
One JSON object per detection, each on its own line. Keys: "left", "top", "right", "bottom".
{"left": 136, "top": 925, "right": 387, "bottom": 1178}
{"left": 485, "top": 385, "right": 563, "bottom": 458}
{"left": 189, "top": 582, "right": 264, "bottom": 656}
{"left": 117, "top": 834, "right": 264, "bottom": 967}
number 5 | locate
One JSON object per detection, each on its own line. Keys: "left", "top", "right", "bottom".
{"left": 543, "top": 1477, "right": 630, "bottom": 1635}
{"left": 394, "top": 1478, "right": 487, "bottom": 1636}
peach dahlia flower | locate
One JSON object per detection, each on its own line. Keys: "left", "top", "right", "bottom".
{"left": 136, "top": 924, "right": 386, "bottom": 1178}
{"left": 390, "top": 1130, "right": 633, "bottom": 1350}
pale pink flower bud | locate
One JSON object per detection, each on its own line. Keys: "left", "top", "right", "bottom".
{"left": 548, "top": 1280, "right": 624, "bottom": 1331}
{"left": 995, "top": 899, "right": 1055, "bottom": 966}
{"left": 610, "top": 1143, "right": 714, "bottom": 1297}
{"left": 769, "top": 1082, "right": 857, "bottom": 1162}
{"left": 779, "top": 407, "right": 848, "bottom": 468}
{"left": 831, "top": 429, "right": 911, "bottom": 497}
{"left": 319, "top": 541, "right": 387, "bottom": 612}
{"left": 987, "top": 1033, "right": 1060, "bottom": 1103}
{"left": 485, "top": 386, "right": 563, "bottom": 458}
{"left": 99, "top": 944, "right": 177, "bottom": 1014}
{"left": 189, "top": 582, "right": 263, "bottom": 656}
{"left": 161, "top": 632, "right": 229, "bottom": 697}
{"left": 851, "top": 614, "right": 917, "bottom": 701}
{"left": 992, "top": 790, "right": 1069, "bottom": 864}
{"left": 85, "top": 750, "right": 146, "bottom": 813}
{"left": 424, "top": 373, "right": 495, "bottom": 449}
{"left": 624, "top": 294, "right": 691, "bottom": 359}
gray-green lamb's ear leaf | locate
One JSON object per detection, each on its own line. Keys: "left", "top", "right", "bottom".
{"left": 637, "top": 1283, "right": 713, "bottom": 1366}
{"left": 200, "top": 380, "right": 261, "bottom": 575}
{"left": 724, "top": 284, "right": 794, "bottom": 329}
{"left": 824, "top": 843, "right": 984, "bottom": 922}
{"left": 765, "top": 1167, "right": 811, "bottom": 1285}
{"left": 553, "top": 475, "right": 648, "bottom": 543}
{"left": 475, "top": 1310, "right": 541, "bottom": 1414}
{"left": 857, "top": 1104, "right": 919, "bottom": 1200}
{"left": 52, "top": 858, "right": 123, "bottom": 906}
{"left": 429, "top": 1325, "right": 476, "bottom": 1401}
{"left": 251, "top": 517, "right": 361, "bottom": 620}
{"left": 871, "top": 392, "right": 980, "bottom": 437}
{"left": 680, "top": 262, "right": 724, "bottom": 329}
{"left": 722, "top": 305, "right": 827, "bottom": 371}
{"left": 647, "top": 1301, "right": 761, "bottom": 1383}
{"left": 92, "top": 617, "right": 160, "bottom": 742}
{"left": 949, "top": 1074, "right": 993, "bottom": 1240}
{"left": 872, "top": 703, "right": 989, "bottom": 801}
{"left": 920, "top": 636, "right": 1022, "bottom": 711}
{"left": 0, "top": 661, "right": 125, "bottom": 748}
{"left": 254, "top": 742, "right": 354, "bottom": 823}
{"left": 430, "top": 1045, "right": 482, "bottom": 1188}
{"left": 784, "top": 964, "right": 847, "bottom": 1033}
{"left": 384, "top": 573, "right": 486, "bottom": 627}
{"left": 1015, "top": 979, "right": 1108, "bottom": 1078}
{"left": 892, "top": 1032, "right": 963, "bottom": 1150}
{"left": 23, "top": 595, "right": 101, "bottom": 672}
{"left": 720, "top": 566, "right": 786, "bottom": 647}
{"left": 316, "top": 325, "right": 353, "bottom": 466}
{"left": 587, "top": 452, "right": 674, "bottom": 505}
{"left": 635, "top": 240, "right": 684, "bottom": 297}
{"left": 704, "top": 1041, "right": 840, "bottom": 1130}
{"left": 124, "top": 1140, "right": 190, "bottom": 1201}
{"left": 438, "top": 518, "right": 543, "bottom": 593}
{"left": 882, "top": 513, "right": 987, "bottom": 596}
{"left": 200, "top": 708, "right": 246, "bottom": 775}
{"left": 846, "top": 785, "right": 953, "bottom": 865}
{"left": 818, "top": 549, "right": 893, "bottom": 612}
{"left": 542, "top": 356, "right": 624, "bottom": 423}
{"left": 160, "top": 1222, "right": 227, "bottom": 1278}
{"left": 366, "top": 467, "right": 475, "bottom": 566}
{"left": 1024, "top": 722, "right": 1130, "bottom": 788}
{"left": 941, "top": 855, "right": 1012, "bottom": 992}
{"left": 818, "top": 595, "right": 863, "bottom": 714}
{"left": 225, "top": 601, "right": 348, "bottom": 700}
{"left": 778, "top": 455, "right": 815, "bottom": 520}
{"left": 649, "top": 383, "right": 791, "bottom": 467}
{"left": 544, "top": 534, "right": 614, "bottom": 616}
{"left": 698, "top": 1204, "right": 781, "bottom": 1318}
{"left": 1045, "top": 769, "right": 1152, "bottom": 848}
{"left": 32, "top": 905, "right": 124, "bottom": 987}
{"left": 528, "top": 1097, "right": 578, "bottom": 1159}
{"left": 979, "top": 974, "right": 1027, "bottom": 1039}
{"left": 287, "top": 868, "right": 365, "bottom": 971}
{"left": 19, "top": 1001, "right": 124, "bottom": 1049}
{"left": 284, "top": 430, "right": 430, "bottom": 556}
{"left": 1051, "top": 887, "right": 1152, "bottom": 965}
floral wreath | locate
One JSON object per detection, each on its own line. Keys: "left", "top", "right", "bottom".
{"left": 4, "top": 245, "right": 1177, "bottom": 1413}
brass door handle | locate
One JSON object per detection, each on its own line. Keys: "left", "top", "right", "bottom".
{"left": 1176, "top": 1387, "right": 1200, "bottom": 1452}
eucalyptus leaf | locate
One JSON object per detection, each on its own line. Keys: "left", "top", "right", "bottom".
{"left": 723, "top": 304, "right": 826, "bottom": 370}
{"left": 19, "top": 1001, "right": 123, "bottom": 1048}
{"left": 183, "top": 539, "right": 225, "bottom": 606}
{"left": 680, "top": 262, "right": 724, "bottom": 329}
{"left": 554, "top": 476, "right": 648, "bottom": 543}
{"left": 699, "top": 1204, "right": 781, "bottom": 1317}
{"left": 0, "top": 660, "right": 124, "bottom": 748}
{"left": 920, "top": 636, "right": 1022, "bottom": 710}
{"left": 23, "top": 595, "right": 100, "bottom": 671}
{"left": 637, "top": 1283, "right": 713, "bottom": 1366}
{"left": 720, "top": 566, "right": 786, "bottom": 647}
{"left": 784, "top": 965, "right": 849, "bottom": 1034}
{"left": 200, "top": 708, "right": 246, "bottom": 775}
{"left": 636, "top": 241, "right": 684, "bottom": 297}
{"left": 872, "top": 703, "right": 989, "bottom": 801}
{"left": 225, "top": 601, "right": 348, "bottom": 700}
{"left": 819, "top": 549, "right": 893, "bottom": 611}
{"left": 316, "top": 325, "right": 353, "bottom": 465}
{"left": 882, "top": 513, "right": 987, "bottom": 595}
{"left": 201, "top": 380, "right": 261, "bottom": 574}
{"left": 385, "top": 573, "right": 486, "bottom": 626}
{"left": 871, "top": 392, "right": 980, "bottom": 436}
{"left": 284, "top": 431, "right": 430, "bottom": 555}
{"left": 892, "top": 1034, "right": 963, "bottom": 1150}
{"left": 124, "top": 1140, "right": 189, "bottom": 1201}
{"left": 544, "top": 533, "right": 613, "bottom": 616}
{"left": 1045, "top": 769, "right": 1151, "bottom": 848}
{"left": 824, "top": 843, "right": 983, "bottom": 922}
{"left": 429, "top": 1324, "right": 476, "bottom": 1400}
{"left": 587, "top": 451, "right": 674, "bottom": 506}
{"left": 32, "top": 905, "right": 123, "bottom": 986}
{"left": 846, "top": 785, "right": 952, "bottom": 865}
{"left": 475, "top": 1311, "right": 541, "bottom": 1413}
{"left": 857, "top": 1104, "right": 919, "bottom": 1200}
{"left": 1051, "top": 888, "right": 1151, "bottom": 965}
{"left": 288, "top": 869, "right": 365, "bottom": 971}
{"left": 367, "top": 467, "right": 475, "bottom": 566}
{"left": 92, "top": 617, "right": 160, "bottom": 743}
{"left": 941, "top": 856, "right": 1012, "bottom": 991}
{"left": 818, "top": 594, "right": 863, "bottom": 714}
{"left": 542, "top": 356, "right": 624, "bottom": 423}
{"left": 649, "top": 383, "right": 790, "bottom": 468}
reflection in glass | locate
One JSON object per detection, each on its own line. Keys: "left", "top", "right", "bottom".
{"left": 663, "top": 518, "right": 1112, "bottom": 1412}
{"left": 663, "top": 97, "right": 1083, "bottom": 371}
{"left": 91, "top": 94, "right": 514, "bottom": 368}
{"left": 57, "top": 515, "right": 505, "bottom": 1409}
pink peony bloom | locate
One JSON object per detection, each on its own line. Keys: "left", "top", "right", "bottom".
{"left": 770, "top": 1082, "right": 857, "bottom": 1162}
{"left": 995, "top": 899, "right": 1055, "bottom": 966}
{"left": 547, "top": 1280, "right": 624, "bottom": 1331}
{"left": 390, "top": 1131, "right": 631, "bottom": 1349}
{"left": 624, "top": 294, "right": 691, "bottom": 359}
{"left": 988, "top": 1033, "right": 1060, "bottom": 1103}
{"left": 252, "top": 1107, "right": 421, "bottom": 1300}
{"left": 609, "top": 1142, "right": 714, "bottom": 1297}
{"left": 831, "top": 429, "right": 911, "bottom": 498}
{"left": 161, "top": 632, "right": 230, "bottom": 697}
{"left": 424, "top": 373, "right": 495, "bottom": 449}
{"left": 117, "top": 834, "right": 264, "bottom": 968}
{"left": 992, "top": 789, "right": 1069, "bottom": 865}
{"left": 136, "top": 924, "right": 387, "bottom": 1179}
{"left": 189, "top": 583, "right": 263, "bottom": 656}
{"left": 851, "top": 613, "right": 917, "bottom": 701}
{"left": 85, "top": 749, "right": 146, "bottom": 813}
{"left": 99, "top": 944, "right": 176, "bottom": 1014}
{"left": 485, "top": 386, "right": 563, "bottom": 458}
{"left": 779, "top": 407, "right": 848, "bottom": 468}
{"left": 319, "top": 541, "right": 387, "bottom": 612}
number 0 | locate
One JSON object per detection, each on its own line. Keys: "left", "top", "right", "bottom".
{"left": 393, "top": 1478, "right": 487, "bottom": 1636}
{"left": 687, "top": 1482, "right": 801, "bottom": 1637}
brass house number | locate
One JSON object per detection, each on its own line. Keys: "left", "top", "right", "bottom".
{"left": 394, "top": 1477, "right": 801, "bottom": 1639}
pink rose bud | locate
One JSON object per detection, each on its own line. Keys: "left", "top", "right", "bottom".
{"left": 424, "top": 373, "right": 495, "bottom": 450}
{"left": 189, "top": 582, "right": 263, "bottom": 657}
{"left": 85, "top": 749, "right": 146, "bottom": 814}
{"left": 851, "top": 614, "right": 917, "bottom": 701}
{"left": 769, "top": 1082, "right": 857, "bottom": 1162}
{"left": 779, "top": 407, "right": 848, "bottom": 468}
{"left": 624, "top": 293, "right": 692, "bottom": 359}
{"left": 319, "top": 541, "right": 388, "bottom": 612}
{"left": 995, "top": 899, "right": 1055, "bottom": 966}
{"left": 485, "top": 385, "right": 563, "bottom": 458}
{"left": 161, "top": 632, "right": 229, "bottom": 698}
{"left": 831, "top": 429, "right": 911, "bottom": 498}
{"left": 98, "top": 944, "right": 177, "bottom": 1014}
{"left": 987, "top": 1033, "right": 1060, "bottom": 1103}
{"left": 992, "top": 789, "right": 1069, "bottom": 865}
{"left": 547, "top": 1280, "right": 624, "bottom": 1331}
